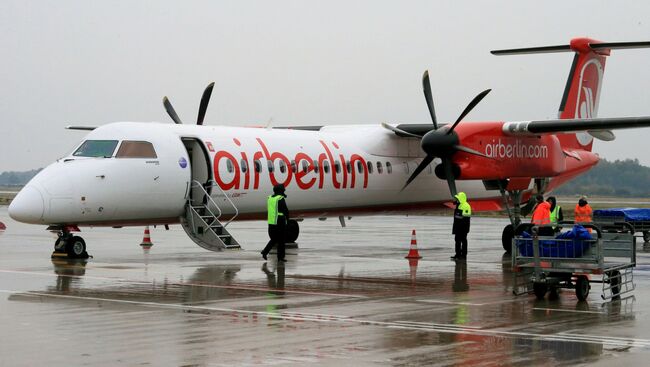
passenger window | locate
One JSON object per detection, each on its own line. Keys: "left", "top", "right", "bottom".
{"left": 357, "top": 161, "right": 363, "bottom": 173}
{"left": 267, "top": 160, "right": 274, "bottom": 172}
{"left": 301, "top": 160, "right": 309, "bottom": 173}
{"left": 367, "top": 161, "right": 373, "bottom": 174}
{"left": 226, "top": 159, "right": 234, "bottom": 173}
{"left": 323, "top": 161, "right": 330, "bottom": 174}
{"left": 279, "top": 160, "right": 287, "bottom": 173}
{"left": 73, "top": 140, "right": 119, "bottom": 158}
{"left": 254, "top": 160, "right": 262, "bottom": 173}
{"left": 386, "top": 162, "right": 392, "bottom": 174}
{"left": 240, "top": 159, "right": 248, "bottom": 173}
{"left": 313, "top": 160, "right": 319, "bottom": 174}
{"left": 116, "top": 141, "right": 157, "bottom": 158}
{"left": 377, "top": 161, "right": 383, "bottom": 174}
{"left": 334, "top": 161, "right": 341, "bottom": 173}
{"left": 291, "top": 160, "right": 297, "bottom": 173}
{"left": 346, "top": 162, "right": 351, "bottom": 174}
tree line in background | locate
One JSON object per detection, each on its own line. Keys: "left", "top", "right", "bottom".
{"left": 553, "top": 158, "right": 650, "bottom": 197}
{"left": 0, "top": 169, "right": 42, "bottom": 186}
{"left": 1, "top": 159, "right": 649, "bottom": 196}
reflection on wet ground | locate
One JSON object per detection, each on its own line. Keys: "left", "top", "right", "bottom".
{"left": 1, "top": 208, "right": 650, "bottom": 365}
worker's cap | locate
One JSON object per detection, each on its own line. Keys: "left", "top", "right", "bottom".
{"left": 535, "top": 194, "right": 544, "bottom": 203}
{"left": 273, "top": 184, "right": 286, "bottom": 194}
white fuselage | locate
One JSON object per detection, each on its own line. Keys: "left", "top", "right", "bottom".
{"left": 9, "top": 122, "right": 497, "bottom": 226}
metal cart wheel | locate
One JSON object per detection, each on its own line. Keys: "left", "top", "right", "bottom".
{"left": 533, "top": 282, "right": 547, "bottom": 300}
{"left": 575, "top": 275, "right": 590, "bottom": 301}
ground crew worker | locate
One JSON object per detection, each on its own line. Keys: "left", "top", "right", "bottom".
{"left": 261, "top": 184, "right": 289, "bottom": 262}
{"left": 574, "top": 196, "right": 593, "bottom": 231}
{"left": 547, "top": 196, "right": 564, "bottom": 231}
{"left": 451, "top": 192, "right": 471, "bottom": 260}
{"left": 531, "top": 194, "right": 554, "bottom": 236}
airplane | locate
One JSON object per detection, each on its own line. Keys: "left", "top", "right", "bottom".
{"left": 8, "top": 37, "right": 650, "bottom": 259}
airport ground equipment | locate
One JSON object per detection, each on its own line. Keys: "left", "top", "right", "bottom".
{"left": 512, "top": 222, "right": 636, "bottom": 301}
{"left": 594, "top": 208, "right": 650, "bottom": 243}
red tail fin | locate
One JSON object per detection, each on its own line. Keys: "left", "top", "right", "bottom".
{"left": 492, "top": 38, "right": 650, "bottom": 151}
{"left": 556, "top": 38, "right": 609, "bottom": 150}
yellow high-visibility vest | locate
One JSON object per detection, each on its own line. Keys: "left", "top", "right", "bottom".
{"left": 267, "top": 195, "right": 284, "bottom": 225}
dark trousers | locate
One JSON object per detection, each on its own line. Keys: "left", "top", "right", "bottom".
{"left": 262, "top": 224, "right": 286, "bottom": 260}
{"left": 454, "top": 232, "right": 468, "bottom": 257}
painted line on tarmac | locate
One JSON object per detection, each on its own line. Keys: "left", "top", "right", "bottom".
{"left": 0, "top": 269, "right": 367, "bottom": 299}
{"left": 1, "top": 288, "right": 648, "bottom": 349}
{"left": 533, "top": 307, "right": 605, "bottom": 315}
{"left": 416, "top": 299, "right": 487, "bottom": 306}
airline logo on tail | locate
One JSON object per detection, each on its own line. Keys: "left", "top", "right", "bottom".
{"left": 575, "top": 59, "right": 603, "bottom": 146}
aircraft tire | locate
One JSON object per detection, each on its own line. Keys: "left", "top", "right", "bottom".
{"left": 286, "top": 220, "right": 299, "bottom": 243}
{"left": 502, "top": 224, "right": 514, "bottom": 253}
{"left": 66, "top": 236, "right": 87, "bottom": 259}
{"left": 54, "top": 237, "right": 67, "bottom": 252}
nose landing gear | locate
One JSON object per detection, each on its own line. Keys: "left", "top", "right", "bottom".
{"left": 50, "top": 226, "right": 89, "bottom": 259}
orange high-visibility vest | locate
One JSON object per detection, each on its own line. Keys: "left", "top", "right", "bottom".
{"left": 531, "top": 202, "right": 551, "bottom": 225}
{"left": 574, "top": 204, "right": 593, "bottom": 223}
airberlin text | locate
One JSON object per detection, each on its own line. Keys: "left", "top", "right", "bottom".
{"left": 213, "top": 138, "right": 369, "bottom": 191}
{"left": 485, "top": 139, "right": 548, "bottom": 159}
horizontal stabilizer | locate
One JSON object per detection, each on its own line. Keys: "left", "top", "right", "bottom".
{"left": 492, "top": 41, "right": 650, "bottom": 55}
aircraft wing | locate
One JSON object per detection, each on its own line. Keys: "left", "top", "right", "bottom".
{"left": 504, "top": 116, "right": 650, "bottom": 134}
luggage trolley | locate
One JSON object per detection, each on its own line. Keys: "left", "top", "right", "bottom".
{"left": 512, "top": 222, "right": 636, "bottom": 301}
{"left": 594, "top": 208, "right": 650, "bottom": 244}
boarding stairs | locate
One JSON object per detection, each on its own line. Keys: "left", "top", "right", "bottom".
{"left": 180, "top": 180, "right": 241, "bottom": 251}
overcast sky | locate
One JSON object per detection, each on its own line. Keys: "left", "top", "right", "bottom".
{"left": 2, "top": 0, "right": 650, "bottom": 172}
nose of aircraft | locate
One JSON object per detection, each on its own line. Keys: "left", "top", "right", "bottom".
{"left": 8, "top": 186, "right": 45, "bottom": 224}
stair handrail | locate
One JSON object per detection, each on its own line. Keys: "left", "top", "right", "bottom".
{"left": 190, "top": 180, "right": 222, "bottom": 220}
{"left": 205, "top": 179, "right": 239, "bottom": 227}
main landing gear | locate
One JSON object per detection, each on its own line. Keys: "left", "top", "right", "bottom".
{"left": 51, "top": 227, "right": 89, "bottom": 259}
{"left": 499, "top": 179, "right": 547, "bottom": 253}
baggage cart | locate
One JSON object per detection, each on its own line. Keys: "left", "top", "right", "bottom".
{"left": 512, "top": 222, "right": 635, "bottom": 301}
{"left": 593, "top": 208, "right": 650, "bottom": 243}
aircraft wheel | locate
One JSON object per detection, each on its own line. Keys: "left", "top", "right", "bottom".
{"left": 575, "top": 275, "right": 590, "bottom": 301}
{"left": 533, "top": 282, "right": 547, "bottom": 300}
{"left": 54, "top": 236, "right": 68, "bottom": 252}
{"left": 66, "top": 236, "right": 87, "bottom": 259}
{"left": 502, "top": 224, "right": 514, "bottom": 253}
{"left": 286, "top": 220, "right": 299, "bottom": 243}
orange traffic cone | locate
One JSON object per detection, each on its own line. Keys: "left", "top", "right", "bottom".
{"left": 405, "top": 229, "right": 422, "bottom": 259}
{"left": 140, "top": 226, "right": 153, "bottom": 248}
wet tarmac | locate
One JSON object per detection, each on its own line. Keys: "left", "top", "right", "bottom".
{"left": 2, "top": 207, "right": 650, "bottom": 366}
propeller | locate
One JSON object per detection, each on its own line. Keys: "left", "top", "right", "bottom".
{"left": 163, "top": 82, "right": 215, "bottom": 125}
{"left": 401, "top": 70, "right": 492, "bottom": 197}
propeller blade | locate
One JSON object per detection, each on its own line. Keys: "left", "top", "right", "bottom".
{"left": 443, "top": 158, "right": 458, "bottom": 197}
{"left": 163, "top": 97, "right": 183, "bottom": 125}
{"left": 401, "top": 155, "right": 435, "bottom": 191}
{"left": 453, "top": 144, "right": 492, "bottom": 158}
{"left": 381, "top": 122, "right": 423, "bottom": 138}
{"left": 446, "top": 89, "right": 491, "bottom": 134}
{"left": 197, "top": 82, "right": 215, "bottom": 125}
{"left": 422, "top": 70, "right": 438, "bottom": 130}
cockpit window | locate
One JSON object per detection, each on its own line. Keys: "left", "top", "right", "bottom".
{"left": 73, "top": 140, "right": 119, "bottom": 157}
{"left": 116, "top": 141, "right": 157, "bottom": 158}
